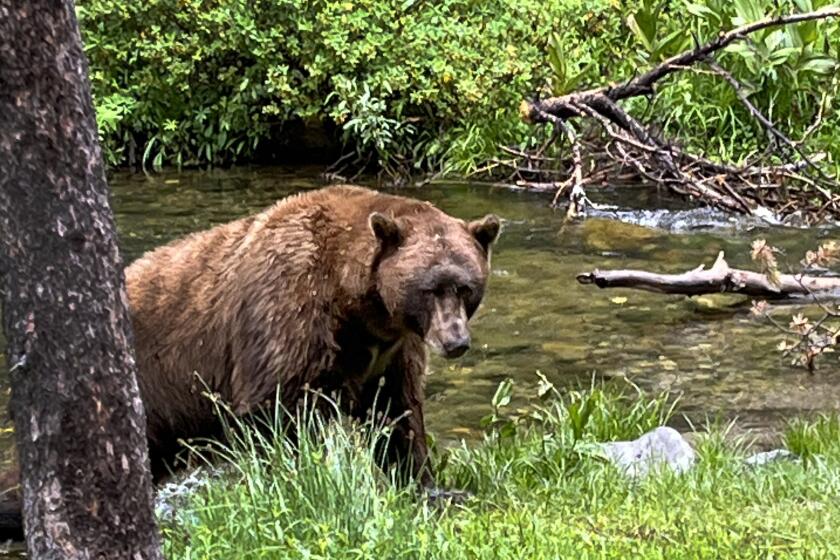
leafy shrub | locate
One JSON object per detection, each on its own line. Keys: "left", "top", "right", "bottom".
{"left": 622, "top": 0, "right": 840, "bottom": 169}
{"left": 77, "top": 0, "right": 839, "bottom": 176}
{"left": 76, "top": 0, "right": 627, "bottom": 170}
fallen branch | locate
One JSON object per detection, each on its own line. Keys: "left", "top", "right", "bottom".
{"left": 521, "top": 8, "right": 840, "bottom": 124}
{"left": 514, "top": 7, "right": 840, "bottom": 223}
{"left": 576, "top": 252, "right": 840, "bottom": 299}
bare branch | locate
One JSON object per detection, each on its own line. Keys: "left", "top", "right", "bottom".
{"left": 577, "top": 251, "right": 840, "bottom": 299}
{"left": 521, "top": 8, "right": 840, "bottom": 122}
{"left": 555, "top": 118, "right": 586, "bottom": 214}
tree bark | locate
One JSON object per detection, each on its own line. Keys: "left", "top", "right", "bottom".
{"left": 0, "top": 1, "right": 162, "bottom": 557}
{"left": 577, "top": 252, "right": 840, "bottom": 299}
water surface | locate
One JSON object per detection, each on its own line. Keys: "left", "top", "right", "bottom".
{"left": 2, "top": 166, "right": 839, "bottom": 468}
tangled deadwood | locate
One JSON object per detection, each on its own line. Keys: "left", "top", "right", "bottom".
{"left": 511, "top": 8, "right": 840, "bottom": 223}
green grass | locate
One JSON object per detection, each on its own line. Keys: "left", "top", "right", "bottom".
{"left": 161, "top": 384, "right": 840, "bottom": 559}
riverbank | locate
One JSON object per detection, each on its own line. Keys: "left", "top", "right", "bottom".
{"left": 161, "top": 384, "right": 840, "bottom": 559}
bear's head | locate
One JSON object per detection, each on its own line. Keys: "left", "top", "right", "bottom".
{"left": 369, "top": 208, "right": 500, "bottom": 358}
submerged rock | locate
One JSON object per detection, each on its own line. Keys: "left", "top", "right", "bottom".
{"left": 744, "top": 449, "right": 800, "bottom": 467}
{"left": 600, "top": 426, "right": 696, "bottom": 478}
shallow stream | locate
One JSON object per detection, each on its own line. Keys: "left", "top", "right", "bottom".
{"left": 2, "top": 165, "right": 839, "bottom": 465}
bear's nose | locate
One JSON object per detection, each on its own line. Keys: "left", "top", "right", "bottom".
{"left": 443, "top": 335, "right": 470, "bottom": 359}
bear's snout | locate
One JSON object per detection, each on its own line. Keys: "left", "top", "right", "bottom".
{"left": 426, "top": 292, "right": 471, "bottom": 359}
{"left": 442, "top": 332, "right": 470, "bottom": 359}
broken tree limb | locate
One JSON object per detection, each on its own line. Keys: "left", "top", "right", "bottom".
{"left": 520, "top": 8, "right": 840, "bottom": 125}
{"left": 511, "top": 7, "right": 840, "bottom": 223}
{"left": 576, "top": 252, "right": 840, "bottom": 299}
{"left": 550, "top": 115, "right": 587, "bottom": 214}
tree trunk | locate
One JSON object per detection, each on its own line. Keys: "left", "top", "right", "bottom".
{"left": 0, "top": 1, "right": 162, "bottom": 557}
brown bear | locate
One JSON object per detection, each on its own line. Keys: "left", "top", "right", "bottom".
{"left": 0, "top": 184, "right": 500, "bottom": 539}
{"left": 129, "top": 184, "right": 500, "bottom": 482}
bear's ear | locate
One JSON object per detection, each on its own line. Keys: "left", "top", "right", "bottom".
{"left": 369, "top": 212, "right": 402, "bottom": 247}
{"left": 468, "top": 214, "right": 501, "bottom": 252}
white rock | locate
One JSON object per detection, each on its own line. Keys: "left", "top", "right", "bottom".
{"left": 744, "top": 449, "right": 799, "bottom": 467}
{"left": 600, "top": 426, "right": 696, "bottom": 478}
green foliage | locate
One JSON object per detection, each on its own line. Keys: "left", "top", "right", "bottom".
{"left": 75, "top": 0, "right": 626, "bottom": 171}
{"left": 626, "top": 0, "right": 691, "bottom": 61}
{"left": 447, "top": 375, "right": 676, "bottom": 495}
{"left": 162, "top": 383, "right": 840, "bottom": 558}
{"left": 785, "top": 414, "right": 840, "bottom": 461}
{"left": 77, "top": 0, "right": 839, "bottom": 176}
{"left": 635, "top": 0, "right": 840, "bottom": 169}
{"left": 479, "top": 373, "right": 675, "bottom": 446}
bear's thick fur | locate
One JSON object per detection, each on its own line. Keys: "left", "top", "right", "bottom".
{"left": 0, "top": 185, "right": 500, "bottom": 539}
{"left": 128, "top": 184, "right": 500, "bottom": 482}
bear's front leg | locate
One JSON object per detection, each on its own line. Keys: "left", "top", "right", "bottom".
{"left": 376, "top": 343, "right": 475, "bottom": 505}
{"left": 355, "top": 338, "right": 471, "bottom": 506}
{"left": 381, "top": 345, "right": 433, "bottom": 487}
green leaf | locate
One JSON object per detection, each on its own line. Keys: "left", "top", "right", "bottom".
{"left": 498, "top": 421, "right": 517, "bottom": 439}
{"left": 142, "top": 136, "right": 157, "bottom": 168}
{"left": 626, "top": 13, "right": 656, "bottom": 53}
{"left": 797, "top": 20, "right": 819, "bottom": 46}
{"left": 683, "top": 2, "right": 716, "bottom": 19}
{"left": 733, "top": 0, "right": 764, "bottom": 23}
{"left": 768, "top": 47, "right": 800, "bottom": 66}
{"left": 800, "top": 55, "right": 838, "bottom": 75}
{"left": 656, "top": 28, "right": 691, "bottom": 59}
{"left": 491, "top": 379, "right": 513, "bottom": 409}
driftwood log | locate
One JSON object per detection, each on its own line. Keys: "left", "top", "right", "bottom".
{"left": 577, "top": 252, "right": 840, "bottom": 300}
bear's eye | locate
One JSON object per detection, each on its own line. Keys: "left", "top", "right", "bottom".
{"left": 457, "top": 285, "right": 473, "bottom": 298}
